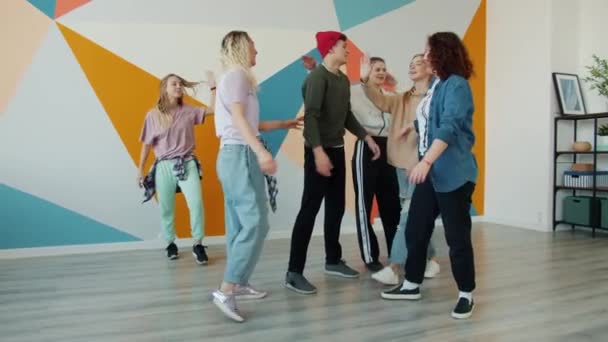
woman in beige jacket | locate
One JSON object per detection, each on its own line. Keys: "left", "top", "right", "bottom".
{"left": 362, "top": 54, "right": 441, "bottom": 286}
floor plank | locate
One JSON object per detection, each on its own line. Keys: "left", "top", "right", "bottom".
{"left": 1, "top": 223, "right": 608, "bottom": 341}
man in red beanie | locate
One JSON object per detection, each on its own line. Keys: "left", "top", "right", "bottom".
{"left": 285, "top": 31, "right": 381, "bottom": 294}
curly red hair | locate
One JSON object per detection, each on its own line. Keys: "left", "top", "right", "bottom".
{"left": 427, "top": 32, "right": 474, "bottom": 80}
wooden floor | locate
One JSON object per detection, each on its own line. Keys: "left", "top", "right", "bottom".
{"left": 2, "top": 223, "right": 608, "bottom": 342}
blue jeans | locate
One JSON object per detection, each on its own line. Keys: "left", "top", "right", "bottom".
{"left": 217, "top": 144, "right": 270, "bottom": 284}
{"left": 390, "top": 168, "right": 436, "bottom": 265}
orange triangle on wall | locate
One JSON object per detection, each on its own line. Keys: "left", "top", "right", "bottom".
{"left": 57, "top": 22, "right": 225, "bottom": 237}
{"left": 463, "top": 0, "right": 486, "bottom": 215}
{"left": 345, "top": 39, "right": 364, "bottom": 83}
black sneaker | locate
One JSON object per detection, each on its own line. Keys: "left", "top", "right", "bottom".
{"left": 192, "top": 244, "right": 208, "bottom": 265}
{"left": 451, "top": 297, "right": 474, "bottom": 319}
{"left": 166, "top": 242, "right": 179, "bottom": 260}
{"left": 366, "top": 261, "right": 384, "bottom": 272}
{"left": 381, "top": 283, "right": 421, "bottom": 300}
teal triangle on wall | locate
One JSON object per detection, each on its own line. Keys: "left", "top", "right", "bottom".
{"left": 333, "top": 0, "right": 416, "bottom": 31}
{"left": 26, "top": 0, "right": 56, "bottom": 19}
{"left": 258, "top": 48, "right": 321, "bottom": 155}
{"left": 0, "top": 184, "right": 140, "bottom": 249}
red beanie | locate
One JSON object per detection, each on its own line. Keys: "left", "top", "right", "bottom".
{"left": 315, "top": 31, "right": 347, "bottom": 58}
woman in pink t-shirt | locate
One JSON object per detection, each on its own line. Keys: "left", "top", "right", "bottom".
{"left": 138, "top": 73, "right": 216, "bottom": 265}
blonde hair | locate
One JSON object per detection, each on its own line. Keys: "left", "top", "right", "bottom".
{"left": 152, "top": 73, "right": 199, "bottom": 130}
{"left": 220, "top": 30, "right": 258, "bottom": 89}
{"left": 404, "top": 54, "right": 430, "bottom": 100}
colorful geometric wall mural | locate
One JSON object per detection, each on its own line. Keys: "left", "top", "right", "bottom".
{"left": 0, "top": 0, "right": 485, "bottom": 249}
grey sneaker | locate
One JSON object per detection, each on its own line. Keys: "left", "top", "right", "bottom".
{"left": 325, "top": 260, "right": 359, "bottom": 278}
{"left": 284, "top": 272, "right": 317, "bottom": 295}
{"left": 234, "top": 283, "right": 268, "bottom": 300}
{"left": 211, "top": 290, "right": 244, "bottom": 322}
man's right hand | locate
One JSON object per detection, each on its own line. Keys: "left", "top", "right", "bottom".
{"left": 313, "top": 148, "right": 333, "bottom": 177}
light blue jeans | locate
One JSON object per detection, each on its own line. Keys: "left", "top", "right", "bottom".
{"left": 390, "top": 168, "right": 436, "bottom": 265}
{"left": 217, "top": 144, "right": 270, "bottom": 285}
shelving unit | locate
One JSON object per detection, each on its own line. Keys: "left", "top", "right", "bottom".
{"left": 553, "top": 112, "right": 608, "bottom": 237}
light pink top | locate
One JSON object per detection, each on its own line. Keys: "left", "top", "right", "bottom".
{"left": 139, "top": 104, "right": 206, "bottom": 160}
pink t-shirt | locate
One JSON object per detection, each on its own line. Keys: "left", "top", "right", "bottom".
{"left": 139, "top": 104, "right": 206, "bottom": 160}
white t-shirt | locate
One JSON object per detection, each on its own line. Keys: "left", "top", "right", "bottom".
{"left": 214, "top": 68, "right": 260, "bottom": 146}
{"left": 417, "top": 78, "right": 439, "bottom": 156}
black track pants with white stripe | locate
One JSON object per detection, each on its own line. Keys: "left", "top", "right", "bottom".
{"left": 352, "top": 136, "right": 400, "bottom": 265}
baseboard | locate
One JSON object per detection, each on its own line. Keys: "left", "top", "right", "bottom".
{"left": 0, "top": 225, "right": 359, "bottom": 259}
{"left": 482, "top": 216, "right": 551, "bottom": 232}
{"left": 0, "top": 216, "right": 487, "bottom": 259}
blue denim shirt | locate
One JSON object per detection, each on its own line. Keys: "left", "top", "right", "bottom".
{"left": 426, "top": 74, "right": 478, "bottom": 192}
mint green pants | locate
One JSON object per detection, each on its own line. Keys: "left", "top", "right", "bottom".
{"left": 155, "top": 159, "right": 204, "bottom": 244}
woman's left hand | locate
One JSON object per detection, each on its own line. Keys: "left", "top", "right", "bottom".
{"left": 302, "top": 56, "right": 317, "bottom": 71}
{"left": 409, "top": 160, "right": 431, "bottom": 184}
{"left": 282, "top": 116, "right": 304, "bottom": 130}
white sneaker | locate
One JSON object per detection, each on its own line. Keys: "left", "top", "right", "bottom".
{"left": 372, "top": 266, "right": 399, "bottom": 285}
{"left": 211, "top": 290, "right": 244, "bottom": 323}
{"left": 234, "top": 283, "right": 268, "bottom": 300}
{"left": 424, "top": 259, "right": 440, "bottom": 279}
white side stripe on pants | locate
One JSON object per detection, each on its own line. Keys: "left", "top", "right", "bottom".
{"left": 355, "top": 140, "right": 373, "bottom": 263}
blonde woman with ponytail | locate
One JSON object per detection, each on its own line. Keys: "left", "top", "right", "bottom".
{"left": 138, "top": 72, "right": 216, "bottom": 265}
{"left": 211, "top": 30, "right": 302, "bottom": 323}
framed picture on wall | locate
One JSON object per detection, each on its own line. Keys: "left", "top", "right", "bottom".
{"left": 552, "top": 72, "right": 587, "bottom": 115}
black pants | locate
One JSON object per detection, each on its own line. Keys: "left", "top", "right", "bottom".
{"left": 352, "top": 137, "right": 400, "bottom": 265}
{"left": 288, "top": 146, "right": 346, "bottom": 273}
{"left": 404, "top": 177, "right": 476, "bottom": 292}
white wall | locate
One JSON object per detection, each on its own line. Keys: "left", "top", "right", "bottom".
{"left": 551, "top": 0, "right": 584, "bottom": 229}
{"left": 578, "top": 0, "right": 608, "bottom": 113}
{"left": 485, "top": 0, "right": 608, "bottom": 231}
{"left": 485, "top": 0, "right": 553, "bottom": 230}
{"left": 3, "top": 0, "right": 486, "bottom": 252}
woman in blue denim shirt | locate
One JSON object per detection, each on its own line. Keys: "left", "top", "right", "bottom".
{"left": 383, "top": 32, "right": 478, "bottom": 320}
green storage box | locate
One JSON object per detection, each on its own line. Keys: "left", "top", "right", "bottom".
{"left": 599, "top": 197, "right": 608, "bottom": 228}
{"left": 563, "top": 196, "right": 595, "bottom": 226}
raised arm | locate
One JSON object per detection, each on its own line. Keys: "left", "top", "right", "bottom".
{"left": 196, "top": 70, "right": 216, "bottom": 120}
{"left": 358, "top": 54, "right": 401, "bottom": 113}
{"left": 205, "top": 70, "right": 216, "bottom": 115}
{"left": 361, "top": 84, "right": 401, "bottom": 114}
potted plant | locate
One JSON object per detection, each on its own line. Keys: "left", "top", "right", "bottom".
{"left": 598, "top": 123, "right": 608, "bottom": 151}
{"left": 583, "top": 54, "right": 608, "bottom": 109}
